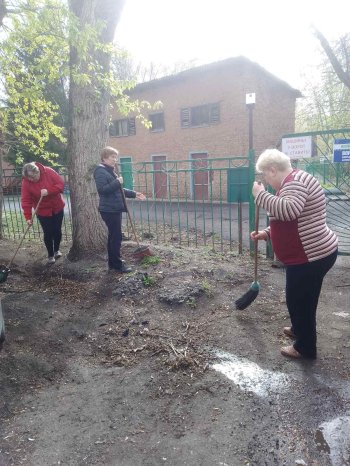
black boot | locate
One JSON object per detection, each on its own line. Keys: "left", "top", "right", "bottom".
{"left": 120, "top": 263, "right": 133, "bottom": 273}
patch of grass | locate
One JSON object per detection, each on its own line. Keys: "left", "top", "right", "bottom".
{"left": 186, "top": 297, "right": 197, "bottom": 308}
{"left": 140, "top": 255, "right": 161, "bottom": 267}
{"left": 201, "top": 279, "right": 213, "bottom": 297}
{"left": 142, "top": 273, "right": 156, "bottom": 287}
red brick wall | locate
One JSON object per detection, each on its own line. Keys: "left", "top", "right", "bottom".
{"left": 108, "top": 59, "right": 298, "bottom": 199}
{"left": 109, "top": 59, "right": 297, "bottom": 163}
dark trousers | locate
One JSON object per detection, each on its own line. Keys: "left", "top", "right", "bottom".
{"left": 100, "top": 211, "right": 123, "bottom": 270}
{"left": 285, "top": 249, "right": 337, "bottom": 358}
{"left": 37, "top": 210, "right": 64, "bottom": 258}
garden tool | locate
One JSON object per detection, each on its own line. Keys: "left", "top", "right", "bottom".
{"left": 116, "top": 174, "right": 154, "bottom": 260}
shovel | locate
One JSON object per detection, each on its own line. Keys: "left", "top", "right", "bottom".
{"left": 0, "top": 194, "right": 44, "bottom": 284}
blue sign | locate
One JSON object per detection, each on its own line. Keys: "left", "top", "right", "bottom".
{"left": 333, "top": 139, "right": 350, "bottom": 162}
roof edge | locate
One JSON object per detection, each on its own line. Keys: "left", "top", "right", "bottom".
{"left": 128, "top": 56, "right": 302, "bottom": 98}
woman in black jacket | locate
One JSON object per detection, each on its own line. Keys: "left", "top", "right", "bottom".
{"left": 94, "top": 146, "right": 146, "bottom": 273}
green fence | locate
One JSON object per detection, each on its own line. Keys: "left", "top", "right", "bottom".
{"left": 1, "top": 155, "right": 259, "bottom": 253}
{"left": 3, "top": 137, "right": 350, "bottom": 256}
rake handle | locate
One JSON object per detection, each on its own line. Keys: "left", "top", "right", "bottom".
{"left": 7, "top": 194, "right": 44, "bottom": 269}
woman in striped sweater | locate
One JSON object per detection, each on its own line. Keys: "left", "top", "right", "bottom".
{"left": 251, "top": 149, "right": 338, "bottom": 359}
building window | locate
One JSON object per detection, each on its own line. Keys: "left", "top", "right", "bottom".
{"left": 181, "top": 103, "right": 220, "bottom": 128}
{"left": 149, "top": 112, "right": 165, "bottom": 132}
{"left": 109, "top": 118, "right": 136, "bottom": 137}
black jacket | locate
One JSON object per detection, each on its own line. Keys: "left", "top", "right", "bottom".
{"left": 94, "top": 163, "right": 136, "bottom": 213}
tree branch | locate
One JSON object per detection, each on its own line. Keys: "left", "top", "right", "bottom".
{"left": 313, "top": 27, "right": 350, "bottom": 89}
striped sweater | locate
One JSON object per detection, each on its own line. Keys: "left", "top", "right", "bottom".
{"left": 256, "top": 169, "right": 338, "bottom": 265}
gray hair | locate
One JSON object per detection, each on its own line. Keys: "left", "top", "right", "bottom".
{"left": 256, "top": 149, "right": 292, "bottom": 173}
{"left": 22, "top": 162, "right": 39, "bottom": 178}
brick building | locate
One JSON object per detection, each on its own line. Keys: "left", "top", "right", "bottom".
{"left": 108, "top": 56, "right": 301, "bottom": 199}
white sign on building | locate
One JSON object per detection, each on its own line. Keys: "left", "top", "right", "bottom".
{"left": 282, "top": 136, "right": 313, "bottom": 159}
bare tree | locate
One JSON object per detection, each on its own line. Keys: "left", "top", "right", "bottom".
{"left": 313, "top": 27, "right": 350, "bottom": 89}
{"left": 67, "top": 0, "right": 126, "bottom": 260}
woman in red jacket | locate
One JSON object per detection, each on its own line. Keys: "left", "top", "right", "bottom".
{"left": 21, "top": 162, "right": 65, "bottom": 264}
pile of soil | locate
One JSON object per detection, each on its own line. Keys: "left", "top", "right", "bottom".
{"left": 0, "top": 238, "right": 349, "bottom": 465}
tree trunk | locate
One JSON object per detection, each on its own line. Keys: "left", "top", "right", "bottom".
{"left": 67, "top": 0, "right": 125, "bottom": 260}
{"left": 0, "top": 137, "right": 4, "bottom": 240}
{"left": 314, "top": 28, "right": 350, "bottom": 89}
{"left": 0, "top": 0, "right": 6, "bottom": 28}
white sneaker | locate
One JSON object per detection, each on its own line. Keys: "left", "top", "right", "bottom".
{"left": 47, "top": 256, "right": 55, "bottom": 264}
{"left": 54, "top": 250, "right": 62, "bottom": 259}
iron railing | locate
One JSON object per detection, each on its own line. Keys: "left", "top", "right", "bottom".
{"left": 1, "top": 155, "right": 258, "bottom": 253}
{"left": 3, "top": 138, "right": 350, "bottom": 256}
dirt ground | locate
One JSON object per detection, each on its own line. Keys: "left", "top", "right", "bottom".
{"left": 0, "top": 237, "right": 349, "bottom": 466}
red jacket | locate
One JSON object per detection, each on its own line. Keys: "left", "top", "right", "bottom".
{"left": 21, "top": 163, "right": 65, "bottom": 220}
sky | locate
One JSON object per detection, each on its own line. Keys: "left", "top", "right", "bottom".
{"left": 115, "top": 0, "right": 349, "bottom": 90}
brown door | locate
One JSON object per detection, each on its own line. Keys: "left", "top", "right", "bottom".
{"left": 191, "top": 152, "right": 208, "bottom": 200}
{"left": 153, "top": 155, "right": 167, "bottom": 198}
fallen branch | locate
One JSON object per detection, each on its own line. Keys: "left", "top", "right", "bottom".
{"left": 130, "top": 345, "right": 147, "bottom": 353}
{"left": 169, "top": 341, "right": 180, "bottom": 356}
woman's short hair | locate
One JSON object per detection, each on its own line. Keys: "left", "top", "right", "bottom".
{"left": 100, "top": 146, "right": 119, "bottom": 161}
{"left": 256, "top": 149, "right": 292, "bottom": 173}
{"left": 22, "top": 162, "right": 39, "bottom": 178}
